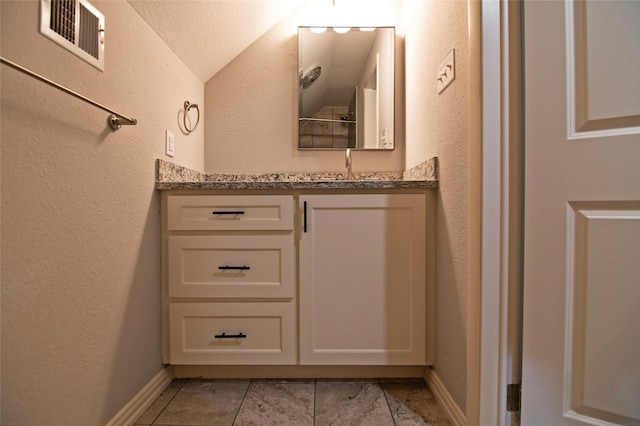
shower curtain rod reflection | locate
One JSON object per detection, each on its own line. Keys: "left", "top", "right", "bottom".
{"left": 299, "top": 117, "right": 356, "bottom": 124}
{"left": 0, "top": 56, "right": 137, "bottom": 131}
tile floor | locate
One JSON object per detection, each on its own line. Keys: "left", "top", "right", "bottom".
{"left": 135, "top": 378, "right": 453, "bottom": 426}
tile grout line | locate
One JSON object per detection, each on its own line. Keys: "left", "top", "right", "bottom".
{"left": 149, "top": 378, "right": 189, "bottom": 426}
{"left": 312, "top": 379, "right": 317, "bottom": 426}
{"left": 379, "top": 379, "right": 400, "bottom": 426}
{"left": 230, "top": 378, "right": 252, "bottom": 425}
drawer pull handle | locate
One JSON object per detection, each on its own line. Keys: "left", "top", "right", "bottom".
{"left": 212, "top": 210, "right": 245, "bottom": 215}
{"left": 218, "top": 265, "right": 251, "bottom": 270}
{"left": 214, "top": 332, "right": 247, "bottom": 339}
{"left": 303, "top": 201, "right": 308, "bottom": 233}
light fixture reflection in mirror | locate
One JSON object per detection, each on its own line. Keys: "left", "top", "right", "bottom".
{"left": 298, "top": 26, "right": 395, "bottom": 151}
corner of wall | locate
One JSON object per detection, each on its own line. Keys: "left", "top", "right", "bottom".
{"left": 404, "top": 0, "right": 471, "bottom": 414}
{"left": 425, "top": 367, "right": 467, "bottom": 426}
{"left": 466, "top": 0, "right": 483, "bottom": 422}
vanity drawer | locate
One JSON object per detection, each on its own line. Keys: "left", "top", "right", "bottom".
{"left": 168, "top": 234, "right": 294, "bottom": 299}
{"left": 169, "top": 302, "right": 296, "bottom": 365}
{"left": 167, "top": 195, "right": 294, "bottom": 231}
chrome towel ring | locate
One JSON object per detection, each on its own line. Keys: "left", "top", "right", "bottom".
{"left": 183, "top": 101, "right": 200, "bottom": 133}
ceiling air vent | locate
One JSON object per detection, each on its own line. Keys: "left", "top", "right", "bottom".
{"left": 39, "top": 0, "right": 105, "bottom": 71}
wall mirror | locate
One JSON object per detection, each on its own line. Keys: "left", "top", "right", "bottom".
{"left": 298, "top": 26, "right": 395, "bottom": 150}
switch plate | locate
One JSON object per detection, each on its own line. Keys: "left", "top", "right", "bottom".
{"left": 165, "top": 130, "right": 175, "bottom": 157}
{"left": 437, "top": 49, "right": 455, "bottom": 94}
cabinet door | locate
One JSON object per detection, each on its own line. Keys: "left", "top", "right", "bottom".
{"left": 299, "top": 194, "right": 426, "bottom": 365}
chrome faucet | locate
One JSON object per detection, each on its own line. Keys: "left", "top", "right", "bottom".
{"left": 345, "top": 148, "right": 353, "bottom": 180}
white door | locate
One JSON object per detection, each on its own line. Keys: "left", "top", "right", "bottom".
{"left": 523, "top": 1, "right": 640, "bottom": 425}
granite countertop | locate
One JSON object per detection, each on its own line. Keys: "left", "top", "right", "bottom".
{"left": 155, "top": 158, "right": 439, "bottom": 190}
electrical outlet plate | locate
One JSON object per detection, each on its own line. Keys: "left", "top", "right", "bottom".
{"left": 165, "top": 130, "right": 175, "bottom": 157}
{"left": 437, "top": 49, "right": 455, "bottom": 94}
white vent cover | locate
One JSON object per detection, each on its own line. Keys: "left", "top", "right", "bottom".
{"left": 39, "top": 0, "right": 105, "bottom": 71}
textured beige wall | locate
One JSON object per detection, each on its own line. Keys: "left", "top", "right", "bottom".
{"left": 0, "top": 1, "right": 204, "bottom": 424}
{"left": 405, "top": 0, "right": 469, "bottom": 413}
{"left": 203, "top": 12, "right": 405, "bottom": 174}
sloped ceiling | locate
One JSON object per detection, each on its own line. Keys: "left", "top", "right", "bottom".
{"left": 128, "top": 0, "right": 305, "bottom": 82}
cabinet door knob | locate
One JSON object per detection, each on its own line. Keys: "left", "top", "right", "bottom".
{"left": 212, "top": 210, "right": 245, "bottom": 215}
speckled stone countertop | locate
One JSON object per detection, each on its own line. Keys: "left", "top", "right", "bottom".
{"left": 155, "top": 158, "right": 439, "bottom": 190}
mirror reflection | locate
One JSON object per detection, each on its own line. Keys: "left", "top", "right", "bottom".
{"left": 298, "top": 26, "right": 395, "bottom": 150}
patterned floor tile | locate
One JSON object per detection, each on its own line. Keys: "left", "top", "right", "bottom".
{"left": 315, "top": 381, "right": 395, "bottom": 426}
{"left": 153, "top": 379, "right": 249, "bottom": 426}
{"left": 233, "top": 381, "right": 314, "bottom": 425}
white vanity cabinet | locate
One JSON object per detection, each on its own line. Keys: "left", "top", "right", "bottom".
{"left": 162, "top": 191, "right": 432, "bottom": 368}
{"left": 299, "top": 194, "right": 427, "bottom": 365}
{"left": 162, "top": 194, "right": 296, "bottom": 365}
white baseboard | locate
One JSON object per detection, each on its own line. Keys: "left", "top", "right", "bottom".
{"left": 105, "top": 365, "right": 174, "bottom": 426}
{"left": 424, "top": 367, "right": 466, "bottom": 426}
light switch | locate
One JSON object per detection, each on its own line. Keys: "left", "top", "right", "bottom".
{"left": 165, "top": 130, "right": 175, "bottom": 157}
{"left": 437, "top": 49, "right": 455, "bottom": 94}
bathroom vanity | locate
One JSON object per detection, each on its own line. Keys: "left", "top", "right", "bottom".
{"left": 157, "top": 160, "right": 438, "bottom": 372}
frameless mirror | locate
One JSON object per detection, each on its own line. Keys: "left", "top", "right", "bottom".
{"left": 298, "top": 26, "right": 395, "bottom": 150}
